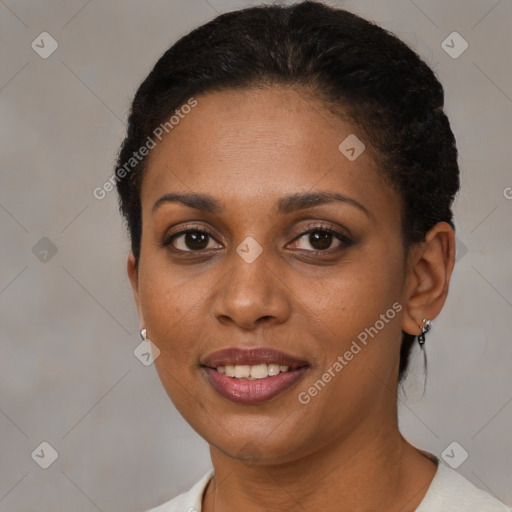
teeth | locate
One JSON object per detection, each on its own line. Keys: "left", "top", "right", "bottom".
{"left": 267, "top": 364, "right": 280, "bottom": 376}
{"left": 215, "top": 363, "right": 292, "bottom": 379}
{"left": 224, "top": 365, "right": 236, "bottom": 377}
{"left": 234, "top": 365, "right": 251, "bottom": 378}
{"left": 250, "top": 364, "right": 268, "bottom": 379}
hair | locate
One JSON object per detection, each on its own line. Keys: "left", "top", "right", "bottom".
{"left": 115, "top": 1, "right": 460, "bottom": 382}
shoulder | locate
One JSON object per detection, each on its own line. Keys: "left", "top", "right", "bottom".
{"left": 417, "top": 459, "right": 511, "bottom": 512}
{"left": 141, "top": 461, "right": 512, "bottom": 512}
{"left": 144, "top": 470, "right": 214, "bottom": 512}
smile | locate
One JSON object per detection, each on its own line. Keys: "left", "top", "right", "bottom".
{"left": 216, "top": 363, "right": 290, "bottom": 379}
{"left": 201, "top": 348, "right": 309, "bottom": 404}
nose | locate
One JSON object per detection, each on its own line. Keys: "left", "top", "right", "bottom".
{"left": 212, "top": 246, "right": 292, "bottom": 331}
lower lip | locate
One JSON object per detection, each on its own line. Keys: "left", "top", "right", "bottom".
{"left": 203, "top": 367, "right": 308, "bottom": 404}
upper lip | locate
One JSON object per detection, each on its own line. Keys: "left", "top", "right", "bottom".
{"left": 201, "top": 347, "right": 308, "bottom": 370}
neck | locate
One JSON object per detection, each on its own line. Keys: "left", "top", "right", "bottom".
{"left": 202, "top": 416, "right": 437, "bottom": 512}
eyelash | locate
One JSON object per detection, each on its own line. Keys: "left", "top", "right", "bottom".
{"left": 161, "top": 223, "right": 353, "bottom": 255}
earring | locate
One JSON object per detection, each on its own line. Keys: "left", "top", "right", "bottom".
{"left": 139, "top": 328, "right": 147, "bottom": 341}
{"left": 417, "top": 319, "right": 432, "bottom": 347}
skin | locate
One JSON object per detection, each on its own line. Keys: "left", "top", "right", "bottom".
{"left": 128, "top": 86, "right": 456, "bottom": 511}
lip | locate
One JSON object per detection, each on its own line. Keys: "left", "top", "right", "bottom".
{"left": 201, "top": 347, "right": 309, "bottom": 404}
{"left": 201, "top": 347, "right": 308, "bottom": 369}
{"left": 203, "top": 366, "right": 308, "bottom": 404}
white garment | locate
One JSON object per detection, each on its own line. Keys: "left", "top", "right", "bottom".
{"left": 145, "top": 457, "right": 511, "bottom": 512}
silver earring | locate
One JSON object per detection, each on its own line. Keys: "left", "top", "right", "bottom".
{"left": 418, "top": 319, "right": 431, "bottom": 347}
{"left": 139, "top": 328, "right": 147, "bottom": 341}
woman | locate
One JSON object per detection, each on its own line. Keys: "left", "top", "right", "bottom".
{"left": 115, "top": 2, "right": 511, "bottom": 510}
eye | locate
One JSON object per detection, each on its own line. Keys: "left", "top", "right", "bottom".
{"left": 288, "top": 224, "right": 352, "bottom": 252}
{"left": 162, "top": 227, "right": 222, "bottom": 252}
{"left": 161, "top": 223, "right": 353, "bottom": 254}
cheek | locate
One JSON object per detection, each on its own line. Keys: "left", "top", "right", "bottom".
{"left": 138, "top": 269, "right": 204, "bottom": 409}
{"left": 298, "top": 251, "right": 405, "bottom": 392}
{"left": 137, "top": 256, "right": 226, "bottom": 375}
{"left": 299, "top": 251, "right": 403, "bottom": 336}
{"left": 138, "top": 264, "right": 194, "bottom": 359}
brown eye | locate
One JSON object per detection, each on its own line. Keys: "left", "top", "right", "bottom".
{"left": 181, "top": 232, "right": 209, "bottom": 250}
{"left": 288, "top": 225, "right": 353, "bottom": 253}
{"left": 164, "top": 229, "right": 221, "bottom": 252}
{"left": 308, "top": 231, "right": 334, "bottom": 250}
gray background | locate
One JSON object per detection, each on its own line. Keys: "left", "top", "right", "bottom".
{"left": 1, "top": 0, "right": 511, "bottom": 510}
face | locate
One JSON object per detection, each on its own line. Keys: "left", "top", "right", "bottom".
{"left": 129, "top": 86, "right": 412, "bottom": 464}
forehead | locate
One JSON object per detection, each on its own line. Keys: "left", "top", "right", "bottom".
{"left": 141, "top": 86, "right": 400, "bottom": 224}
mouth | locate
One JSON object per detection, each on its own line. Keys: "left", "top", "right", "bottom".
{"left": 201, "top": 347, "right": 309, "bottom": 404}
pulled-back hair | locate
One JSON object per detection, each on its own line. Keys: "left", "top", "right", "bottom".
{"left": 115, "top": 1, "right": 460, "bottom": 382}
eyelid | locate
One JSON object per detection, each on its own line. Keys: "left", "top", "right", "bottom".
{"left": 292, "top": 221, "right": 352, "bottom": 241}
{"left": 161, "top": 221, "right": 353, "bottom": 253}
{"left": 161, "top": 223, "right": 222, "bottom": 249}
{"left": 287, "top": 222, "right": 353, "bottom": 252}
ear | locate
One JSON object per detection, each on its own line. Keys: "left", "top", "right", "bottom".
{"left": 127, "top": 252, "right": 145, "bottom": 328}
{"left": 401, "top": 222, "right": 456, "bottom": 336}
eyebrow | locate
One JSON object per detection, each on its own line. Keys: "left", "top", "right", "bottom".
{"left": 152, "top": 191, "right": 372, "bottom": 219}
